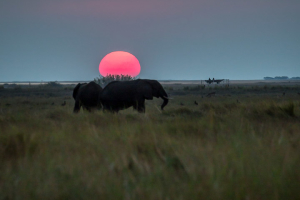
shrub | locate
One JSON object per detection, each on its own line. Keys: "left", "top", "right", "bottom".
{"left": 94, "top": 74, "right": 136, "bottom": 87}
{"left": 43, "top": 82, "right": 62, "bottom": 88}
{"left": 189, "top": 85, "right": 205, "bottom": 91}
{"left": 183, "top": 86, "right": 189, "bottom": 91}
{"left": 165, "top": 87, "right": 174, "bottom": 91}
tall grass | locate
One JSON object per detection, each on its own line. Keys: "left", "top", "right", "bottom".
{"left": 0, "top": 91, "right": 299, "bottom": 199}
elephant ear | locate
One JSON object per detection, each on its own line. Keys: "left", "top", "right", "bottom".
{"left": 137, "top": 83, "right": 153, "bottom": 100}
{"left": 143, "top": 80, "right": 161, "bottom": 97}
{"left": 73, "top": 83, "right": 81, "bottom": 100}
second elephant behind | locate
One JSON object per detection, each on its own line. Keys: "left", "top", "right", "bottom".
{"left": 98, "top": 79, "right": 169, "bottom": 113}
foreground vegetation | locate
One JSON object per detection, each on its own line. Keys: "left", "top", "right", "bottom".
{"left": 0, "top": 85, "right": 300, "bottom": 200}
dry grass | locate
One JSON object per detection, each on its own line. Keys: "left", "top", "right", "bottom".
{"left": 0, "top": 86, "right": 300, "bottom": 200}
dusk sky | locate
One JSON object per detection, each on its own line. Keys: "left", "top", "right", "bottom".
{"left": 1, "top": 0, "right": 299, "bottom": 81}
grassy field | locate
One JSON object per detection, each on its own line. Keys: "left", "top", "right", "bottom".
{"left": 0, "top": 83, "right": 300, "bottom": 200}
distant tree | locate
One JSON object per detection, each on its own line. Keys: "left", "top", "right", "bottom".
{"left": 264, "top": 77, "right": 274, "bottom": 80}
{"left": 274, "top": 76, "right": 289, "bottom": 80}
{"left": 94, "top": 74, "right": 136, "bottom": 87}
{"left": 290, "top": 77, "right": 300, "bottom": 80}
{"left": 45, "top": 81, "right": 62, "bottom": 87}
{"left": 264, "top": 76, "right": 291, "bottom": 80}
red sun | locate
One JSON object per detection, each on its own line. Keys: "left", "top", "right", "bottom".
{"left": 99, "top": 51, "right": 141, "bottom": 77}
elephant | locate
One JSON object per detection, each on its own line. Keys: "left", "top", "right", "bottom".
{"left": 98, "top": 79, "right": 169, "bottom": 113}
{"left": 73, "top": 81, "right": 103, "bottom": 113}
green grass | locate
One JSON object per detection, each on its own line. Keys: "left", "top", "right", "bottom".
{"left": 0, "top": 88, "right": 300, "bottom": 200}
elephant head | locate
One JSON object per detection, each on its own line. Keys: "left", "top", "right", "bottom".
{"left": 137, "top": 79, "right": 169, "bottom": 110}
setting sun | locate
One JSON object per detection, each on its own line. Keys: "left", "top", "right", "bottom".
{"left": 99, "top": 51, "right": 141, "bottom": 77}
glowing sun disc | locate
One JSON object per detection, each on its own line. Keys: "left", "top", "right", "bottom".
{"left": 99, "top": 51, "right": 141, "bottom": 77}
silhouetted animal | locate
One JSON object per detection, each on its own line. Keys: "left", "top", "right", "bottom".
{"left": 73, "top": 81, "right": 103, "bottom": 113}
{"left": 61, "top": 101, "right": 66, "bottom": 106}
{"left": 194, "top": 101, "right": 198, "bottom": 105}
{"left": 99, "top": 79, "right": 169, "bottom": 113}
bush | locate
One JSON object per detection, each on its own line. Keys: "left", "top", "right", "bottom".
{"left": 94, "top": 74, "right": 136, "bottom": 87}
{"left": 189, "top": 85, "right": 205, "bottom": 91}
{"left": 44, "top": 82, "right": 62, "bottom": 88}
{"left": 183, "top": 86, "right": 189, "bottom": 91}
{"left": 165, "top": 87, "right": 174, "bottom": 91}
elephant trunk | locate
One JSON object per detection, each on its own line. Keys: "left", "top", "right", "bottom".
{"left": 160, "top": 89, "right": 169, "bottom": 110}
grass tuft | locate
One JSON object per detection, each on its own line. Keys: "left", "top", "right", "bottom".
{"left": 0, "top": 131, "right": 38, "bottom": 160}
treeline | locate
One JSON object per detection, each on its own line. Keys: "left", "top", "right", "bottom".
{"left": 94, "top": 74, "right": 136, "bottom": 87}
{"left": 264, "top": 76, "right": 300, "bottom": 80}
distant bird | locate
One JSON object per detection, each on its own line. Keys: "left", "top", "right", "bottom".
{"left": 282, "top": 92, "right": 285, "bottom": 96}
{"left": 51, "top": 102, "right": 54, "bottom": 105}
{"left": 194, "top": 101, "right": 198, "bottom": 105}
{"left": 61, "top": 101, "right": 66, "bottom": 106}
{"left": 180, "top": 102, "right": 184, "bottom": 106}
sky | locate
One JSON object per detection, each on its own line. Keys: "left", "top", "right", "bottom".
{"left": 0, "top": 0, "right": 299, "bottom": 81}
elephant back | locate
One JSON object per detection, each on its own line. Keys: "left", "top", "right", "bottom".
{"left": 73, "top": 83, "right": 82, "bottom": 100}
{"left": 73, "top": 83, "right": 88, "bottom": 100}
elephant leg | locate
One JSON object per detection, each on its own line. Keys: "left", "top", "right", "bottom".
{"left": 103, "top": 106, "right": 118, "bottom": 113}
{"left": 85, "top": 107, "right": 92, "bottom": 112}
{"left": 97, "top": 102, "right": 102, "bottom": 111}
{"left": 73, "top": 100, "right": 81, "bottom": 113}
{"left": 137, "top": 105, "right": 145, "bottom": 113}
{"left": 134, "top": 100, "right": 145, "bottom": 113}
{"left": 109, "top": 109, "right": 119, "bottom": 114}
